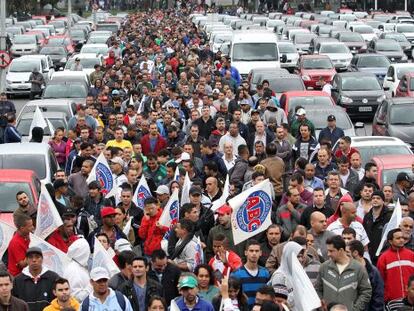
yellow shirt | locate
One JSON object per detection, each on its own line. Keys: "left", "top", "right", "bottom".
{"left": 106, "top": 139, "right": 133, "bottom": 150}
{"left": 43, "top": 297, "right": 80, "bottom": 311}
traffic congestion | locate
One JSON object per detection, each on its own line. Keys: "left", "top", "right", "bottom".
{"left": 0, "top": 2, "right": 413, "bottom": 311}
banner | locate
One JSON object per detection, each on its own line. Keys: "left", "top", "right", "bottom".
{"left": 122, "top": 217, "right": 132, "bottom": 236}
{"left": 181, "top": 172, "right": 192, "bottom": 205}
{"left": 211, "top": 174, "right": 230, "bottom": 213}
{"left": 158, "top": 189, "right": 179, "bottom": 228}
{"left": 376, "top": 199, "right": 402, "bottom": 256}
{"left": 86, "top": 153, "right": 114, "bottom": 196}
{"left": 229, "top": 179, "right": 273, "bottom": 245}
{"left": 34, "top": 184, "right": 63, "bottom": 240}
{"left": 0, "top": 221, "right": 16, "bottom": 258}
{"left": 92, "top": 237, "right": 120, "bottom": 277}
{"left": 194, "top": 235, "right": 204, "bottom": 269}
{"left": 133, "top": 174, "right": 152, "bottom": 210}
{"left": 30, "top": 233, "right": 71, "bottom": 276}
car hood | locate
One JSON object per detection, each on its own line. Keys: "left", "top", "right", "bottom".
{"left": 357, "top": 67, "right": 388, "bottom": 75}
{"left": 388, "top": 125, "right": 414, "bottom": 144}
{"left": 321, "top": 52, "right": 352, "bottom": 59}
{"left": 48, "top": 54, "right": 66, "bottom": 61}
{"left": 376, "top": 50, "right": 405, "bottom": 57}
{"left": 6, "top": 71, "right": 32, "bottom": 81}
{"left": 343, "top": 41, "right": 365, "bottom": 47}
{"left": 11, "top": 43, "right": 37, "bottom": 49}
{"left": 231, "top": 60, "right": 280, "bottom": 75}
{"left": 302, "top": 68, "right": 336, "bottom": 76}
{"left": 341, "top": 89, "right": 385, "bottom": 97}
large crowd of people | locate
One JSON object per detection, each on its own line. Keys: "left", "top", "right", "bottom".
{"left": 1, "top": 5, "right": 414, "bottom": 311}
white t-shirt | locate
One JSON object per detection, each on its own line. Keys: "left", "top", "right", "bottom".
{"left": 327, "top": 219, "right": 370, "bottom": 246}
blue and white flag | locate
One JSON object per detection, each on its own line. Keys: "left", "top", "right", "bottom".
{"left": 34, "top": 183, "right": 63, "bottom": 240}
{"left": 30, "top": 233, "right": 71, "bottom": 276}
{"left": 86, "top": 152, "right": 114, "bottom": 196}
{"left": 92, "top": 237, "right": 120, "bottom": 277}
{"left": 194, "top": 235, "right": 204, "bottom": 268}
{"left": 181, "top": 172, "right": 192, "bottom": 205}
{"left": 0, "top": 220, "right": 17, "bottom": 258}
{"left": 174, "top": 165, "right": 180, "bottom": 182}
{"left": 133, "top": 174, "right": 152, "bottom": 210}
{"left": 376, "top": 199, "right": 402, "bottom": 256}
{"left": 159, "top": 189, "right": 180, "bottom": 229}
{"left": 211, "top": 174, "right": 230, "bottom": 213}
{"left": 229, "top": 179, "right": 273, "bottom": 245}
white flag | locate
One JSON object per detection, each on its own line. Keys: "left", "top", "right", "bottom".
{"left": 30, "top": 233, "right": 71, "bottom": 276}
{"left": 86, "top": 153, "right": 114, "bottom": 196}
{"left": 376, "top": 199, "right": 402, "bottom": 256}
{"left": 92, "top": 237, "right": 120, "bottom": 277}
{"left": 159, "top": 189, "right": 179, "bottom": 228}
{"left": 229, "top": 179, "right": 273, "bottom": 245}
{"left": 46, "top": 118, "right": 55, "bottom": 135}
{"left": 174, "top": 165, "right": 180, "bottom": 182}
{"left": 0, "top": 220, "right": 16, "bottom": 258}
{"left": 129, "top": 94, "right": 134, "bottom": 107}
{"left": 211, "top": 174, "right": 230, "bottom": 212}
{"left": 29, "top": 106, "right": 47, "bottom": 135}
{"left": 170, "top": 299, "right": 180, "bottom": 311}
{"left": 181, "top": 172, "right": 192, "bottom": 205}
{"left": 133, "top": 174, "right": 152, "bottom": 210}
{"left": 122, "top": 217, "right": 132, "bottom": 236}
{"left": 34, "top": 184, "right": 63, "bottom": 240}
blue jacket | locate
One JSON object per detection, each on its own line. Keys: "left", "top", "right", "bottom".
{"left": 175, "top": 296, "right": 214, "bottom": 311}
{"left": 4, "top": 125, "right": 21, "bottom": 143}
{"left": 220, "top": 66, "right": 241, "bottom": 86}
{"left": 365, "top": 258, "right": 384, "bottom": 311}
{"left": 318, "top": 126, "right": 345, "bottom": 146}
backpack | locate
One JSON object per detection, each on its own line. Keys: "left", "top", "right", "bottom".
{"left": 81, "top": 291, "right": 126, "bottom": 311}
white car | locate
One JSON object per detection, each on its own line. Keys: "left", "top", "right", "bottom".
{"left": 278, "top": 41, "right": 299, "bottom": 71}
{"left": 80, "top": 43, "right": 109, "bottom": 56}
{"left": 394, "top": 23, "right": 414, "bottom": 44}
{"left": 316, "top": 42, "right": 352, "bottom": 70}
{"left": 64, "top": 53, "right": 104, "bottom": 75}
{"left": 383, "top": 63, "right": 414, "bottom": 96}
{"left": 209, "top": 32, "right": 232, "bottom": 53}
{"left": 10, "top": 34, "right": 39, "bottom": 57}
{"left": 349, "top": 24, "right": 377, "bottom": 41}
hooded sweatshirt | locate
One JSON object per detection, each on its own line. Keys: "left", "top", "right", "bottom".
{"left": 43, "top": 297, "right": 80, "bottom": 311}
{"left": 63, "top": 238, "right": 92, "bottom": 302}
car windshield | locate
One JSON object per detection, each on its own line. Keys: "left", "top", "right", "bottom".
{"left": 71, "top": 30, "right": 85, "bottom": 38}
{"left": 341, "top": 76, "right": 382, "bottom": 90}
{"left": 43, "top": 84, "right": 87, "bottom": 98}
{"left": 376, "top": 41, "right": 401, "bottom": 51}
{"left": 232, "top": 43, "right": 278, "bottom": 61}
{"left": 40, "top": 47, "right": 66, "bottom": 55}
{"left": 320, "top": 44, "right": 349, "bottom": 53}
{"left": 307, "top": 110, "right": 351, "bottom": 129}
{"left": 354, "top": 26, "right": 374, "bottom": 34}
{"left": 357, "top": 56, "right": 390, "bottom": 68}
{"left": 302, "top": 58, "right": 333, "bottom": 69}
{"left": 87, "top": 36, "right": 108, "bottom": 43}
{"left": 17, "top": 117, "right": 66, "bottom": 136}
{"left": 288, "top": 97, "right": 333, "bottom": 111}
{"left": 382, "top": 168, "right": 414, "bottom": 185}
{"left": 9, "top": 61, "right": 40, "bottom": 72}
{"left": 49, "top": 21, "right": 65, "bottom": 28}
{"left": 268, "top": 78, "right": 304, "bottom": 92}
{"left": 0, "top": 182, "right": 34, "bottom": 212}
{"left": 21, "top": 105, "right": 71, "bottom": 118}
{"left": 278, "top": 43, "right": 296, "bottom": 53}
{"left": 385, "top": 33, "right": 407, "bottom": 42}
{"left": 66, "top": 58, "right": 100, "bottom": 68}
{"left": 357, "top": 146, "right": 412, "bottom": 164}
{"left": 390, "top": 105, "right": 414, "bottom": 124}
{"left": 340, "top": 33, "right": 363, "bottom": 42}
{"left": 47, "top": 38, "right": 64, "bottom": 46}
{"left": 0, "top": 155, "right": 46, "bottom": 179}
{"left": 319, "top": 27, "right": 332, "bottom": 34}
{"left": 396, "top": 66, "right": 414, "bottom": 79}
{"left": 397, "top": 25, "right": 414, "bottom": 32}
{"left": 294, "top": 34, "right": 313, "bottom": 44}
{"left": 81, "top": 46, "right": 108, "bottom": 55}
{"left": 214, "top": 35, "right": 232, "bottom": 43}
{"left": 13, "top": 35, "right": 36, "bottom": 44}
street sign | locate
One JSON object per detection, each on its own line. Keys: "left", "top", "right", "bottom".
{"left": 0, "top": 51, "right": 10, "bottom": 69}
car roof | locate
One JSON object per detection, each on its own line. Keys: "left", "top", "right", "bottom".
{"left": 301, "top": 54, "right": 331, "bottom": 59}
{"left": 371, "top": 154, "right": 414, "bottom": 168}
{"left": 0, "top": 169, "right": 37, "bottom": 181}
{"left": 0, "top": 143, "right": 52, "bottom": 155}
{"left": 354, "top": 53, "right": 387, "bottom": 58}
{"left": 351, "top": 136, "right": 407, "bottom": 146}
{"left": 20, "top": 111, "right": 67, "bottom": 119}
{"left": 336, "top": 72, "right": 377, "bottom": 77}
{"left": 267, "top": 74, "right": 302, "bottom": 79}
{"left": 387, "top": 97, "right": 414, "bottom": 105}
{"left": 69, "top": 53, "right": 100, "bottom": 59}
{"left": 25, "top": 99, "right": 74, "bottom": 106}
{"left": 282, "top": 90, "right": 331, "bottom": 96}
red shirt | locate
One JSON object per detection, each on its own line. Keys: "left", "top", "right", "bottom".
{"left": 7, "top": 232, "right": 30, "bottom": 276}
{"left": 334, "top": 147, "right": 359, "bottom": 162}
{"left": 46, "top": 230, "right": 79, "bottom": 253}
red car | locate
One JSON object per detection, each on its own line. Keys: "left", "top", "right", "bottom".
{"left": 279, "top": 90, "right": 335, "bottom": 119}
{"left": 296, "top": 55, "right": 336, "bottom": 89}
{"left": 371, "top": 154, "right": 414, "bottom": 187}
{"left": 26, "top": 30, "right": 48, "bottom": 47}
{"left": 395, "top": 73, "right": 414, "bottom": 97}
{"left": 47, "top": 35, "right": 75, "bottom": 54}
{"left": 0, "top": 170, "right": 41, "bottom": 226}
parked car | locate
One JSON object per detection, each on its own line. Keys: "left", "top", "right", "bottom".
{"left": 296, "top": 54, "right": 336, "bottom": 89}
{"left": 277, "top": 41, "right": 299, "bottom": 71}
{"left": 379, "top": 32, "right": 412, "bottom": 57}
{"left": 18, "top": 99, "right": 77, "bottom": 122}
{"left": 383, "top": 63, "right": 414, "bottom": 96}
{"left": 247, "top": 68, "right": 289, "bottom": 90}
{"left": 39, "top": 46, "right": 69, "bottom": 69}
{"left": 257, "top": 74, "right": 306, "bottom": 98}
{"left": 370, "top": 154, "right": 414, "bottom": 187}
{"left": 64, "top": 53, "right": 104, "bottom": 75}
{"left": 367, "top": 38, "right": 407, "bottom": 63}
{"left": 349, "top": 54, "right": 391, "bottom": 83}
{"left": 79, "top": 43, "right": 109, "bottom": 56}
{"left": 316, "top": 41, "right": 353, "bottom": 70}
{"left": 10, "top": 34, "right": 39, "bottom": 57}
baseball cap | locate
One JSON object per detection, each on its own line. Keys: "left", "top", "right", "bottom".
{"left": 101, "top": 206, "right": 117, "bottom": 218}
{"left": 110, "top": 157, "right": 124, "bottom": 167}
{"left": 189, "top": 186, "right": 202, "bottom": 196}
{"left": 273, "top": 284, "right": 289, "bottom": 299}
{"left": 178, "top": 275, "right": 198, "bottom": 289}
{"left": 327, "top": 115, "right": 336, "bottom": 121}
{"left": 175, "top": 152, "right": 191, "bottom": 163}
{"left": 397, "top": 172, "right": 412, "bottom": 183}
{"left": 53, "top": 179, "right": 68, "bottom": 190}
{"left": 112, "top": 89, "right": 120, "bottom": 96}
{"left": 114, "top": 239, "right": 132, "bottom": 252}
{"left": 26, "top": 247, "right": 43, "bottom": 257}
{"left": 296, "top": 108, "right": 306, "bottom": 116}
{"left": 61, "top": 207, "right": 76, "bottom": 217}
{"left": 251, "top": 109, "right": 260, "bottom": 115}
{"left": 155, "top": 185, "right": 170, "bottom": 195}
{"left": 90, "top": 267, "right": 110, "bottom": 281}
{"left": 212, "top": 88, "right": 220, "bottom": 94}
{"left": 216, "top": 204, "right": 232, "bottom": 215}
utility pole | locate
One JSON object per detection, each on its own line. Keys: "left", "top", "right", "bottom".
{"left": 0, "top": 0, "right": 6, "bottom": 92}
{"left": 67, "top": 0, "right": 72, "bottom": 37}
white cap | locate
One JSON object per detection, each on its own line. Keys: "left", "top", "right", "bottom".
{"left": 296, "top": 108, "right": 306, "bottom": 116}
{"left": 155, "top": 185, "right": 170, "bottom": 195}
{"left": 114, "top": 239, "right": 132, "bottom": 252}
{"left": 175, "top": 152, "right": 191, "bottom": 163}
{"left": 90, "top": 267, "right": 110, "bottom": 281}
{"left": 110, "top": 157, "right": 125, "bottom": 167}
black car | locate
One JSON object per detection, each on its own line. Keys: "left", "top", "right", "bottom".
{"left": 349, "top": 54, "right": 390, "bottom": 82}
{"left": 335, "top": 31, "right": 367, "bottom": 54}
{"left": 367, "top": 39, "right": 408, "bottom": 63}
{"left": 379, "top": 32, "right": 412, "bottom": 57}
{"left": 39, "top": 46, "right": 69, "bottom": 69}
{"left": 372, "top": 97, "right": 414, "bottom": 149}
{"left": 331, "top": 72, "right": 387, "bottom": 118}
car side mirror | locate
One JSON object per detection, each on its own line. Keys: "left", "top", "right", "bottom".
{"left": 354, "top": 122, "right": 365, "bottom": 128}
{"left": 281, "top": 54, "right": 287, "bottom": 63}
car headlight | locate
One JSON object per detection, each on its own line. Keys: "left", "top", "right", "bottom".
{"left": 302, "top": 75, "right": 311, "bottom": 81}
{"left": 377, "top": 94, "right": 386, "bottom": 102}
{"left": 341, "top": 96, "right": 353, "bottom": 104}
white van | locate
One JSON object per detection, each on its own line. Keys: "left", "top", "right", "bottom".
{"left": 230, "top": 31, "right": 282, "bottom": 79}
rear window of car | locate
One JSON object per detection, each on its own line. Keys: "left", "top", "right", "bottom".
{"left": 0, "top": 182, "right": 34, "bottom": 212}
{"left": 0, "top": 155, "right": 46, "bottom": 179}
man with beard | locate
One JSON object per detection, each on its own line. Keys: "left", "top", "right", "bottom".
{"left": 13, "top": 191, "right": 36, "bottom": 224}
{"left": 176, "top": 275, "right": 214, "bottom": 311}
{"left": 43, "top": 278, "right": 80, "bottom": 311}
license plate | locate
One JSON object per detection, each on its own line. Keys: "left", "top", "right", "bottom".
{"left": 359, "top": 106, "right": 372, "bottom": 112}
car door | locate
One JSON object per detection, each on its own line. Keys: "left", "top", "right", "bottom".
{"left": 331, "top": 74, "right": 341, "bottom": 103}
{"left": 373, "top": 100, "right": 388, "bottom": 136}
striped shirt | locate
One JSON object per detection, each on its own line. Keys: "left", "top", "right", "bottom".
{"left": 386, "top": 297, "right": 414, "bottom": 311}
{"left": 231, "top": 265, "right": 270, "bottom": 308}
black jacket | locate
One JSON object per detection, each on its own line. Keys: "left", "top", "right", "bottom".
{"left": 148, "top": 264, "right": 181, "bottom": 305}
{"left": 212, "top": 295, "right": 249, "bottom": 311}
{"left": 354, "top": 177, "right": 380, "bottom": 201}
{"left": 12, "top": 270, "right": 59, "bottom": 311}
{"left": 0, "top": 296, "right": 29, "bottom": 311}
{"left": 119, "top": 278, "right": 163, "bottom": 311}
